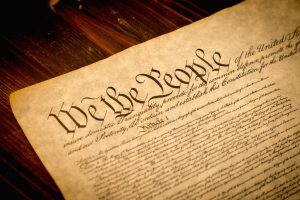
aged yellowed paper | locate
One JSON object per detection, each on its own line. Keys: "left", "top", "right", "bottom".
{"left": 10, "top": 0, "right": 300, "bottom": 199}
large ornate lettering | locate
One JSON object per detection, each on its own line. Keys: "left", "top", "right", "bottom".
{"left": 48, "top": 49, "right": 230, "bottom": 134}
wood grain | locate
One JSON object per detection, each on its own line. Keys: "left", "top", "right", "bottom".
{"left": 0, "top": 0, "right": 242, "bottom": 199}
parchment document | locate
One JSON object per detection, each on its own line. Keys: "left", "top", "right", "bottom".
{"left": 10, "top": 0, "right": 300, "bottom": 199}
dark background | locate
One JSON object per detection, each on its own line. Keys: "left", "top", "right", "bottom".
{"left": 0, "top": 0, "right": 242, "bottom": 199}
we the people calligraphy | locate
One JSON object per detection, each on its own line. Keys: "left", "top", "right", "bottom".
{"left": 48, "top": 49, "right": 230, "bottom": 134}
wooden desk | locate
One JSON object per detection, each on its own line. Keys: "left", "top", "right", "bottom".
{"left": 0, "top": 0, "right": 241, "bottom": 199}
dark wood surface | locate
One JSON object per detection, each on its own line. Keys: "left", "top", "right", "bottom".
{"left": 0, "top": 0, "right": 242, "bottom": 199}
